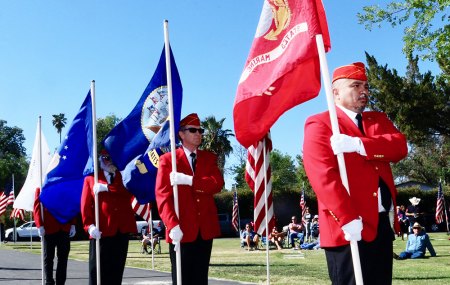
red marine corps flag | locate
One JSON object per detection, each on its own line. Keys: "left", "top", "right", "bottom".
{"left": 233, "top": 0, "right": 331, "bottom": 148}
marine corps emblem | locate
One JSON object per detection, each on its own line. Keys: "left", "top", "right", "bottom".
{"left": 264, "top": 0, "right": 291, "bottom": 40}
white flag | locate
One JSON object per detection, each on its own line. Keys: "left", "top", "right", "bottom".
{"left": 14, "top": 120, "right": 52, "bottom": 211}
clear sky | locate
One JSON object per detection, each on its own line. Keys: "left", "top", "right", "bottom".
{"left": 0, "top": 0, "right": 438, "bottom": 189}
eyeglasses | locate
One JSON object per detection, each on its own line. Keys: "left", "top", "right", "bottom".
{"left": 181, "top": 127, "right": 205, "bottom": 134}
{"left": 101, "top": 155, "right": 111, "bottom": 161}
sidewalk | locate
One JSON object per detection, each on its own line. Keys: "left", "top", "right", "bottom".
{"left": 0, "top": 247, "right": 252, "bottom": 285}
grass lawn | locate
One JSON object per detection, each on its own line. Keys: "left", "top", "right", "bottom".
{"left": 4, "top": 232, "right": 450, "bottom": 284}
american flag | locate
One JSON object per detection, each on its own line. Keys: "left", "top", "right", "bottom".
{"left": 300, "top": 187, "right": 307, "bottom": 225}
{"left": 436, "top": 182, "right": 445, "bottom": 224}
{"left": 10, "top": 208, "right": 26, "bottom": 221}
{"left": 0, "top": 185, "right": 14, "bottom": 216}
{"left": 132, "top": 198, "right": 151, "bottom": 222}
{"left": 245, "top": 133, "right": 275, "bottom": 236}
{"left": 232, "top": 191, "right": 239, "bottom": 232}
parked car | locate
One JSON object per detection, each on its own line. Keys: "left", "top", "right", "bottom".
{"left": 5, "top": 221, "right": 40, "bottom": 241}
{"left": 135, "top": 220, "right": 165, "bottom": 238}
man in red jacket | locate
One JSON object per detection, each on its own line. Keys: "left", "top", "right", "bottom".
{"left": 156, "top": 113, "right": 224, "bottom": 285}
{"left": 80, "top": 150, "right": 137, "bottom": 285}
{"left": 34, "top": 187, "right": 76, "bottom": 285}
{"left": 303, "top": 62, "right": 408, "bottom": 285}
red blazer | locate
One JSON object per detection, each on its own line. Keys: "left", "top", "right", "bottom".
{"left": 81, "top": 170, "right": 137, "bottom": 238}
{"left": 156, "top": 148, "right": 224, "bottom": 243}
{"left": 303, "top": 108, "right": 407, "bottom": 247}
{"left": 33, "top": 188, "right": 74, "bottom": 234}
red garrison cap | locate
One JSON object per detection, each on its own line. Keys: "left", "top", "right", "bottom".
{"left": 180, "top": 113, "right": 200, "bottom": 127}
{"left": 332, "top": 62, "right": 367, "bottom": 83}
{"left": 100, "top": 149, "right": 109, "bottom": 156}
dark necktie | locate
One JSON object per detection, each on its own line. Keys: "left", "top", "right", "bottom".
{"left": 356, "top": 113, "right": 365, "bottom": 135}
{"left": 190, "top": 153, "right": 197, "bottom": 172}
{"left": 109, "top": 172, "right": 114, "bottom": 184}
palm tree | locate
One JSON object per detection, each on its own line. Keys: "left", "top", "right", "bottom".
{"left": 52, "top": 113, "right": 67, "bottom": 143}
{"left": 200, "top": 116, "right": 234, "bottom": 174}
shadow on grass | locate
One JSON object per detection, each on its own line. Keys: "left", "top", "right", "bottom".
{"left": 395, "top": 276, "right": 450, "bottom": 281}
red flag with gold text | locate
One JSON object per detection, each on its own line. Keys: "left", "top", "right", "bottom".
{"left": 233, "top": 0, "right": 331, "bottom": 148}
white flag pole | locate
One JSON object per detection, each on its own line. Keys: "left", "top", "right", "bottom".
{"left": 163, "top": 19, "right": 182, "bottom": 285}
{"left": 12, "top": 174, "right": 17, "bottom": 245}
{"left": 91, "top": 80, "right": 101, "bottom": 285}
{"left": 149, "top": 206, "right": 155, "bottom": 269}
{"left": 37, "top": 116, "right": 45, "bottom": 285}
{"left": 262, "top": 137, "right": 270, "bottom": 285}
{"left": 316, "top": 34, "right": 364, "bottom": 285}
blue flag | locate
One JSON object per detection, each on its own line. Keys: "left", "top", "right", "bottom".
{"left": 104, "top": 45, "right": 183, "bottom": 203}
{"left": 103, "top": 45, "right": 183, "bottom": 170}
{"left": 40, "top": 91, "right": 94, "bottom": 224}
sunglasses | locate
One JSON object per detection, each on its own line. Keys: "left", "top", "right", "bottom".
{"left": 101, "top": 155, "right": 111, "bottom": 161}
{"left": 181, "top": 127, "right": 205, "bottom": 134}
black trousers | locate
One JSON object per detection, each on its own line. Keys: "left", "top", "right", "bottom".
{"left": 169, "top": 234, "right": 213, "bottom": 285}
{"left": 325, "top": 213, "right": 394, "bottom": 285}
{"left": 43, "top": 231, "right": 70, "bottom": 285}
{"left": 88, "top": 232, "right": 129, "bottom": 285}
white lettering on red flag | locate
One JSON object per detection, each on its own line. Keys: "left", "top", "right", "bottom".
{"left": 233, "top": 0, "right": 331, "bottom": 148}
{"left": 245, "top": 134, "right": 275, "bottom": 236}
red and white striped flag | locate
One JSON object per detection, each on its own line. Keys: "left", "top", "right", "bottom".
{"left": 245, "top": 134, "right": 275, "bottom": 236}
{"left": 232, "top": 191, "right": 239, "bottom": 232}
{"left": 436, "top": 182, "right": 445, "bottom": 224}
{"left": 132, "top": 198, "right": 151, "bottom": 222}
{"left": 10, "top": 208, "right": 26, "bottom": 221}
{"left": 300, "top": 187, "right": 307, "bottom": 225}
{"left": 0, "top": 186, "right": 14, "bottom": 216}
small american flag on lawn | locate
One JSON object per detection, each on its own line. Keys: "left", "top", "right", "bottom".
{"left": 232, "top": 191, "right": 239, "bottom": 232}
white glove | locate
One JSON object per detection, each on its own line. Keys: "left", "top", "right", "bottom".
{"left": 93, "top": 183, "right": 108, "bottom": 195}
{"left": 69, "top": 225, "right": 76, "bottom": 238}
{"left": 341, "top": 218, "right": 363, "bottom": 241}
{"left": 169, "top": 225, "right": 184, "bottom": 251}
{"left": 88, "top": 224, "right": 102, "bottom": 240}
{"left": 170, "top": 172, "right": 193, "bottom": 186}
{"left": 330, "top": 134, "right": 365, "bottom": 155}
{"left": 38, "top": 226, "right": 45, "bottom": 237}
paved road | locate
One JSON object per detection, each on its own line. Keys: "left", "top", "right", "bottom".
{"left": 0, "top": 247, "right": 253, "bottom": 285}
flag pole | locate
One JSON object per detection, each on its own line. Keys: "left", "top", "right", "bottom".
{"left": 164, "top": 19, "right": 182, "bottom": 285}
{"left": 235, "top": 185, "right": 241, "bottom": 233}
{"left": 316, "top": 34, "right": 364, "bottom": 285}
{"left": 262, "top": 137, "right": 270, "bottom": 285}
{"left": 37, "top": 116, "right": 45, "bottom": 285}
{"left": 91, "top": 80, "right": 101, "bottom": 285}
{"left": 149, "top": 204, "right": 155, "bottom": 269}
{"left": 12, "top": 174, "right": 17, "bottom": 245}
{"left": 440, "top": 179, "right": 450, "bottom": 234}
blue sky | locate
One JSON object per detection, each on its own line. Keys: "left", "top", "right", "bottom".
{"left": 0, "top": 1, "right": 439, "bottom": 189}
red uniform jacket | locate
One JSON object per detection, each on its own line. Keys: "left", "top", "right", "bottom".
{"left": 303, "top": 108, "right": 407, "bottom": 247}
{"left": 33, "top": 188, "right": 74, "bottom": 234}
{"left": 81, "top": 171, "right": 137, "bottom": 238}
{"left": 156, "top": 148, "right": 224, "bottom": 243}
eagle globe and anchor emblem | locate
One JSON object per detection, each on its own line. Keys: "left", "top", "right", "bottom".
{"left": 140, "top": 85, "right": 169, "bottom": 143}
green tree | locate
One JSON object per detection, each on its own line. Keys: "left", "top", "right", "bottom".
{"left": 200, "top": 116, "right": 234, "bottom": 173}
{"left": 52, "top": 113, "right": 67, "bottom": 143}
{"left": 365, "top": 53, "right": 450, "bottom": 184}
{"left": 0, "top": 120, "right": 28, "bottom": 192}
{"left": 365, "top": 52, "right": 450, "bottom": 144}
{"left": 358, "top": 1, "right": 450, "bottom": 76}
{"left": 96, "top": 114, "right": 121, "bottom": 153}
{"left": 231, "top": 144, "right": 249, "bottom": 190}
{"left": 393, "top": 136, "right": 450, "bottom": 185}
{"left": 269, "top": 150, "right": 298, "bottom": 193}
